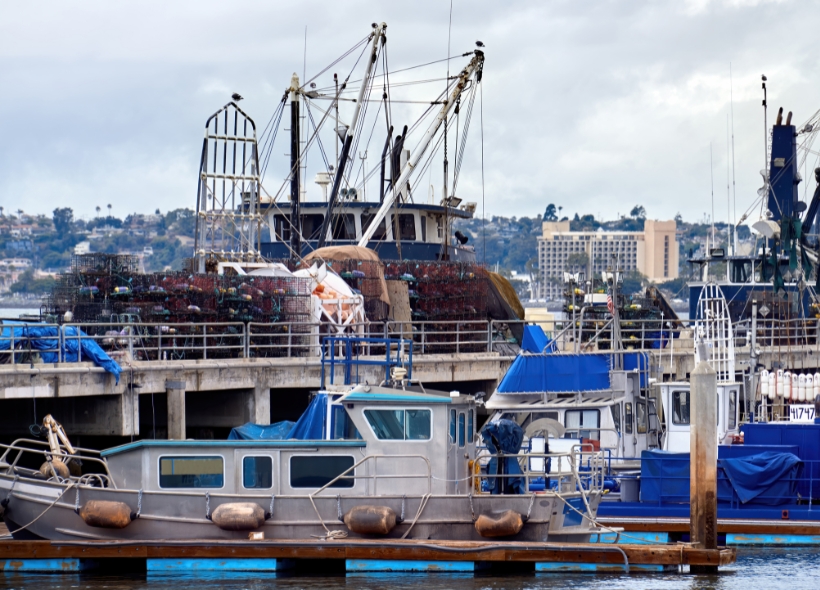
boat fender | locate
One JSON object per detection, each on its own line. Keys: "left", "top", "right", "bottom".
{"left": 39, "top": 460, "right": 70, "bottom": 480}
{"left": 210, "top": 502, "right": 266, "bottom": 531}
{"left": 343, "top": 505, "right": 397, "bottom": 535}
{"left": 474, "top": 510, "right": 524, "bottom": 538}
{"left": 78, "top": 500, "right": 133, "bottom": 529}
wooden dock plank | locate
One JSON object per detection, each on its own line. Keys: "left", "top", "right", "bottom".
{"left": 0, "top": 539, "right": 735, "bottom": 567}
{"left": 599, "top": 517, "right": 820, "bottom": 536}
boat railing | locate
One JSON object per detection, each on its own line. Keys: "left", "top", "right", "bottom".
{"left": 309, "top": 454, "right": 432, "bottom": 497}
{"left": 473, "top": 448, "right": 606, "bottom": 498}
{"left": 0, "top": 438, "right": 116, "bottom": 488}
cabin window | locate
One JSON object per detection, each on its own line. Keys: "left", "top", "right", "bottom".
{"left": 331, "top": 405, "right": 362, "bottom": 440}
{"left": 273, "top": 214, "right": 289, "bottom": 241}
{"left": 610, "top": 404, "right": 621, "bottom": 432}
{"left": 564, "top": 409, "right": 600, "bottom": 441}
{"left": 458, "top": 413, "right": 466, "bottom": 448}
{"left": 450, "top": 409, "right": 457, "bottom": 443}
{"left": 391, "top": 213, "right": 416, "bottom": 240}
{"left": 331, "top": 214, "right": 357, "bottom": 240}
{"left": 290, "top": 455, "right": 355, "bottom": 488}
{"left": 672, "top": 391, "right": 690, "bottom": 424}
{"left": 243, "top": 456, "right": 273, "bottom": 489}
{"left": 362, "top": 213, "right": 387, "bottom": 240}
{"left": 159, "top": 456, "right": 224, "bottom": 489}
{"left": 499, "top": 411, "right": 559, "bottom": 431}
{"left": 636, "top": 401, "right": 647, "bottom": 434}
{"left": 728, "top": 390, "right": 738, "bottom": 429}
{"left": 420, "top": 215, "right": 427, "bottom": 242}
{"left": 364, "top": 409, "right": 432, "bottom": 441}
{"left": 468, "top": 409, "right": 474, "bottom": 444}
{"left": 301, "top": 214, "right": 326, "bottom": 240}
{"left": 624, "top": 403, "right": 633, "bottom": 434}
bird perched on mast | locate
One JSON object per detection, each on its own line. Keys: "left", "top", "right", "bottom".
{"left": 232, "top": 93, "right": 243, "bottom": 101}
{"left": 475, "top": 40, "right": 485, "bottom": 48}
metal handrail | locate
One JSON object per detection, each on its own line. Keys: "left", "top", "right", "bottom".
{"left": 0, "top": 440, "right": 115, "bottom": 486}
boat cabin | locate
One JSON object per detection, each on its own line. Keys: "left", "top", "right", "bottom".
{"left": 260, "top": 201, "right": 476, "bottom": 261}
{"left": 101, "top": 384, "right": 477, "bottom": 497}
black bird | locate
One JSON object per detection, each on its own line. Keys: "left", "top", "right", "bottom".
{"left": 310, "top": 82, "right": 316, "bottom": 89}
{"left": 232, "top": 93, "right": 244, "bottom": 101}
{"left": 475, "top": 40, "right": 485, "bottom": 47}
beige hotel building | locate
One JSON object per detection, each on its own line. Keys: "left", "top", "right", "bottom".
{"left": 537, "top": 220, "right": 678, "bottom": 300}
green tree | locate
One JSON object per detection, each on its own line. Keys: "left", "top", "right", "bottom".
{"left": 52, "top": 207, "right": 74, "bottom": 234}
{"left": 10, "top": 269, "right": 56, "bottom": 294}
{"left": 630, "top": 205, "right": 646, "bottom": 220}
{"left": 544, "top": 204, "right": 558, "bottom": 221}
{"left": 565, "top": 252, "right": 589, "bottom": 271}
{"left": 620, "top": 269, "right": 645, "bottom": 296}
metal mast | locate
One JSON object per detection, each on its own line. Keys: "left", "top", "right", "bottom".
{"left": 289, "top": 73, "right": 302, "bottom": 263}
{"left": 317, "top": 22, "right": 387, "bottom": 249}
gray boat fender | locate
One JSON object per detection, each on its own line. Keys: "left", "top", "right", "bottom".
{"left": 343, "top": 505, "right": 398, "bottom": 535}
{"left": 210, "top": 502, "right": 266, "bottom": 531}
{"left": 78, "top": 500, "right": 133, "bottom": 529}
{"left": 474, "top": 509, "right": 524, "bottom": 537}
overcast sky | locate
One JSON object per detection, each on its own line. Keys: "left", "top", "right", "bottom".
{"left": 2, "top": 0, "right": 819, "bottom": 226}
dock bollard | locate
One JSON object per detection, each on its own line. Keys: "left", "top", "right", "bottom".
{"left": 690, "top": 344, "right": 718, "bottom": 573}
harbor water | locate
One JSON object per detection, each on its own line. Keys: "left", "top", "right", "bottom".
{"left": 0, "top": 548, "right": 815, "bottom": 590}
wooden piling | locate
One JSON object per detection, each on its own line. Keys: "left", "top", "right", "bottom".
{"left": 690, "top": 349, "right": 718, "bottom": 572}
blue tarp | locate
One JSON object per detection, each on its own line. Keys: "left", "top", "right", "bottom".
{"left": 719, "top": 451, "right": 803, "bottom": 505}
{"left": 496, "top": 351, "right": 647, "bottom": 394}
{"left": 287, "top": 393, "right": 328, "bottom": 440}
{"left": 481, "top": 419, "right": 525, "bottom": 494}
{"left": 640, "top": 449, "right": 802, "bottom": 506}
{"left": 1, "top": 322, "right": 121, "bottom": 383}
{"left": 521, "top": 325, "right": 554, "bottom": 353}
{"left": 228, "top": 421, "right": 296, "bottom": 440}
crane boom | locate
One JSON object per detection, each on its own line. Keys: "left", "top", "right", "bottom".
{"left": 358, "top": 51, "right": 484, "bottom": 248}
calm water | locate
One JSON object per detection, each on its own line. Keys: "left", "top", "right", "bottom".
{"left": 0, "top": 548, "right": 817, "bottom": 590}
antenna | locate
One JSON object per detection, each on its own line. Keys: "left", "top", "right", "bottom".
{"left": 711, "top": 143, "right": 716, "bottom": 246}
{"left": 762, "top": 75, "right": 769, "bottom": 178}
{"left": 727, "top": 114, "right": 732, "bottom": 255}
{"left": 730, "top": 63, "right": 737, "bottom": 253}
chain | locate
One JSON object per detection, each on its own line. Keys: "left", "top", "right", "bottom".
{"left": 136, "top": 489, "right": 143, "bottom": 518}
{"left": 468, "top": 492, "right": 476, "bottom": 522}
{"left": 1, "top": 475, "right": 18, "bottom": 508}
{"left": 205, "top": 492, "right": 211, "bottom": 520}
{"left": 400, "top": 495, "right": 406, "bottom": 522}
{"left": 269, "top": 494, "right": 275, "bottom": 519}
{"left": 525, "top": 493, "right": 536, "bottom": 521}
{"left": 74, "top": 487, "right": 80, "bottom": 514}
{"left": 336, "top": 495, "right": 343, "bottom": 521}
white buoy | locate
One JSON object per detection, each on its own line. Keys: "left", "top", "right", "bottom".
{"left": 761, "top": 369, "right": 771, "bottom": 399}
{"left": 768, "top": 371, "right": 776, "bottom": 400}
{"left": 791, "top": 373, "right": 799, "bottom": 402}
{"left": 814, "top": 372, "right": 820, "bottom": 399}
{"left": 798, "top": 374, "right": 807, "bottom": 402}
{"left": 807, "top": 375, "right": 814, "bottom": 403}
{"left": 782, "top": 370, "right": 790, "bottom": 399}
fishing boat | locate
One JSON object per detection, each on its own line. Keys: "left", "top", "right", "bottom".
{"left": 0, "top": 366, "right": 604, "bottom": 542}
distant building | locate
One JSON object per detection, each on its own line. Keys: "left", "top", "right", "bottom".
{"left": 537, "top": 220, "right": 678, "bottom": 299}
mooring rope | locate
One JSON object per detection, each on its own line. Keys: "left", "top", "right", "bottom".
{"left": 0, "top": 481, "right": 77, "bottom": 538}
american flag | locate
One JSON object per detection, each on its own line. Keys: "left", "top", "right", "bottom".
{"left": 606, "top": 286, "right": 615, "bottom": 315}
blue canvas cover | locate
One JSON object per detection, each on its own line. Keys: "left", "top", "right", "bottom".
{"left": 719, "top": 451, "right": 802, "bottom": 505}
{"left": 521, "top": 325, "right": 554, "bottom": 353}
{"left": 1, "top": 322, "right": 121, "bottom": 383}
{"left": 640, "top": 449, "right": 802, "bottom": 506}
{"left": 496, "top": 353, "right": 611, "bottom": 393}
{"left": 481, "top": 419, "right": 525, "bottom": 494}
{"left": 287, "top": 393, "right": 328, "bottom": 440}
{"left": 228, "top": 421, "right": 296, "bottom": 440}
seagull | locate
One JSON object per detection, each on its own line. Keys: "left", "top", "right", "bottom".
{"left": 232, "top": 93, "right": 244, "bottom": 101}
{"left": 475, "top": 40, "right": 485, "bottom": 47}
{"left": 761, "top": 75, "right": 767, "bottom": 81}
{"left": 310, "top": 82, "right": 317, "bottom": 89}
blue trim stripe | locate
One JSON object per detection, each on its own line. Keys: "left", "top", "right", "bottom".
{"left": 727, "top": 533, "right": 820, "bottom": 546}
{"left": 0, "top": 559, "right": 81, "bottom": 572}
{"left": 102, "top": 439, "right": 365, "bottom": 457}
{"left": 343, "top": 393, "right": 451, "bottom": 404}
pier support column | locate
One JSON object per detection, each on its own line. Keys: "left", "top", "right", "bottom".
{"left": 690, "top": 347, "right": 718, "bottom": 573}
{"left": 165, "top": 380, "right": 186, "bottom": 440}
{"left": 251, "top": 383, "right": 271, "bottom": 425}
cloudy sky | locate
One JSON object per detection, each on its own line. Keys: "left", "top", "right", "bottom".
{"left": 2, "top": 0, "right": 819, "bottom": 226}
